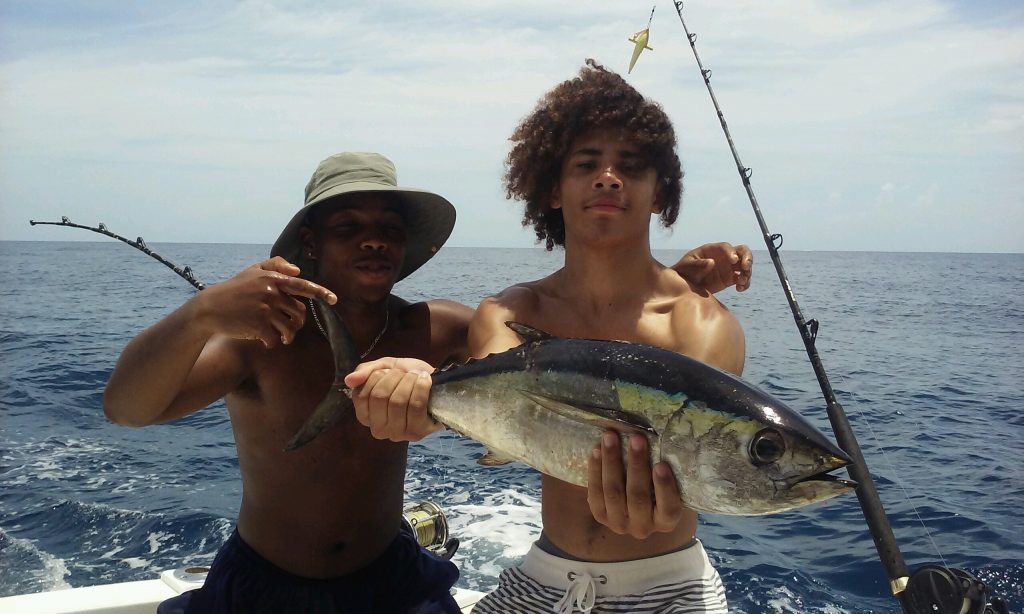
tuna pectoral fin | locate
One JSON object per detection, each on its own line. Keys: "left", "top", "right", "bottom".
{"left": 478, "top": 449, "right": 515, "bottom": 466}
{"left": 519, "top": 390, "right": 657, "bottom": 435}
{"left": 284, "top": 386, "right": 354, "bottom": 451}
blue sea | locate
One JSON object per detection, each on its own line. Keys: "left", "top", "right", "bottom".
{"left": 1, "top": 241, "right": 1022, "bottom": 612}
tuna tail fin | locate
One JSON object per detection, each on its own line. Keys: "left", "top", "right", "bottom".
{"left": 284, "top": 386, "right": 354, "bottom": 451}
{"left": 519, "top": 390, "right": 657, "bottom": 435}
{"left": 285, "top": 300, "right": 359, "bottom": 451}
{"left": 505, "top": 321, "right": 555, "bottom": 342}
{"left": 312, "top": 298, "right": 359, "bottom": 378}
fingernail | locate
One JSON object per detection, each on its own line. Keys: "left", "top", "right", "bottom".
{"left": 592, "top": 447, "right": 601, "bottom": 459}
{"left": 654, "top": 464, "right": 669, "bottom": 478}
{"left": 603, "top": 432, "right": 617, "bottom": 448}
{"left": 630, "top": 436, "right": 644, "bottom": 452}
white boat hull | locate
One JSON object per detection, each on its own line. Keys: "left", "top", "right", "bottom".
{"left": 0, "top": 567, "right": 484, "bottom": 614}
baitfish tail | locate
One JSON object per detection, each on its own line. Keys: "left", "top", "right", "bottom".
{"left": 284, "top": 299, "right": 359, "bottom": 451}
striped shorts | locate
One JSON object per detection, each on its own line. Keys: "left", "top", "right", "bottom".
{"left": 471, "top": 539, "right": 728, "bottom": 613}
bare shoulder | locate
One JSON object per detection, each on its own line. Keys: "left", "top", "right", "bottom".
{"left": 422, "top": 298, "right": 474, "bottom": 327}
{"left": 394, "top": 298, "right": 472, "bottom": 333}
{"left": 471, "top": 281, "right": 547, "bottom": 357}
{"left": 667, "top": 278, "right": 746, "bottom": 375}
{"left": 395, "top": 298, "right": 474, "bottom": 366}
{"left": 480, "top": 282, "right": 541, "bottom": 313}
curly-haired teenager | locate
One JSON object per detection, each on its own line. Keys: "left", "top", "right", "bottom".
{"left": 348, "top": 61, "right": 744, "bottom": 612}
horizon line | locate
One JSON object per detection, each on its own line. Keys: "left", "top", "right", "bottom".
{"left": 1, "top": 238, "right": 1021, "bottom": 256}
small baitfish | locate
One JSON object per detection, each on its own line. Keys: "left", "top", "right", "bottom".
{"left": 288, "top": 301, "right": 855, "bottom": 516}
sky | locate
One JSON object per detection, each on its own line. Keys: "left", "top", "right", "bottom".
{"left": 1, "top": 0, "right": 1022, "bottom": 253}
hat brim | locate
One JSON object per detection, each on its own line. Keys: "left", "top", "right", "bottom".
{"left": 271, "top": 182, "right": 456, "bottom": 282}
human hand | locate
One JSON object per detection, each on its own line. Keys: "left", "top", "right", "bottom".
{"left": 671, "top": 242, "right": 753, "bottom": 294}
{"left": 192, "top": 257, "right": 336, "bottom": 349}
{"left": 345, "top": 357, "right": 441, "bottom": 442}
{"left": 587, "top": 431, "right": 683, "bottom": 539}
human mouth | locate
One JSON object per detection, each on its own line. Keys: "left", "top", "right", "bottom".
{"left": 354, "top": 258, "right": 395, "bottom": 276}
{"left": 585, "top": 199, "right": 625, "bottom": 212}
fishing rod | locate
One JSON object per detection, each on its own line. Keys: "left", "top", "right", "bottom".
{"left": 670, "top": 3, "right": 1008, "bottom": 613}
{"left": 29, "top": 217, "right": 206, "bottom": 291}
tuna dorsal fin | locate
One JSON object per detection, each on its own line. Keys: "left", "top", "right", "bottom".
{"left": 478, "top": 449, "right": 515, "bottom": 466}
{"left": 519, "top": 390, "right": 657, "bottom": 435}
{"left": 505, "top": 321, "right": 554, "bottom": 342}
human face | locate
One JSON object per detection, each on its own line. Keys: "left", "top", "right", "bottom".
{"left": 301, "top": 194, "right": 407, "bottom": 301}
{"left": 552, "top": 128, "right": 661, "bottom": 244}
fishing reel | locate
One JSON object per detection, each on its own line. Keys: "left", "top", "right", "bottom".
{"left": 902, "top": 565, "right": 1009, "bottom": 614}
{"left": 402, "top": 500, "right": 460, "bottom": 561}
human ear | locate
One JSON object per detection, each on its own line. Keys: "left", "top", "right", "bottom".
{"left": 298, "top": 227, "right": 317, "bottom": 259}
{"left": 550, "top": 185, "right": 562, "bottom": 210}
{"left": 651, "top": 184, "right": 664, "bottom": 214}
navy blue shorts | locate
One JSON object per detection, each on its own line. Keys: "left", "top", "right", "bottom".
{"left": 158, "top": 526, "right": 460, "bottom": 614}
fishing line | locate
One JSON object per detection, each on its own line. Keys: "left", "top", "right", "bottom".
{"left": 669, "top": 3, "right": 1007, "bottom": 612}
{"left": 829, "top": 369, "right": 951, "bottom": 572}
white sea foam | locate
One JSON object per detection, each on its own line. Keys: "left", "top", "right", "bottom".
{"left": 121, "top": 557, "right": 150, "bottom": 570}
{"left": 762, "top": 585, "right": 852, "bottom": 614}
{"left": 0, "top": 529, "right": 72, "bottom": 592}
{"left": 443, "top": 488, "right": 542, "bottom": 591}
{"left": 146, "top": 531, "right": 173, "bottom": 555}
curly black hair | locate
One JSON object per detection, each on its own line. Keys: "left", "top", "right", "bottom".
{"left": 505, "top": 59, "right": 683, "bottom": 250}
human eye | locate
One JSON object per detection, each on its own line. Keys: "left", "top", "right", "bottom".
{"left": 383, "top": 224, "right": 406, "bottom": 241}
{"left": 620, "top": 158, "right": 649, "bottom": 174}
{"left": 329, "top": 221, "right": 358, "bottom": 235}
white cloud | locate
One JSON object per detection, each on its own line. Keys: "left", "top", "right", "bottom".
{"left": 1, "top": 0, "right": 1022, "bottom": 253}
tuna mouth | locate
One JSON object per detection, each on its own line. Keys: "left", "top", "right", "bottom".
{"left": 794, "top": 469, "right": 856, "bottom": 489}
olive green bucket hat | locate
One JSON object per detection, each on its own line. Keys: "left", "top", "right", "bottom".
{"left": 271, "top": 152, "right": 457, "bottom": 281}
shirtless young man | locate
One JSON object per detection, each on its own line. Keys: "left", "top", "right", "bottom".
{"left": 103, "top": 150, "right": 748, "bottom": 613}
{"left": 470, "top": 60, "right": 747, "bottom": 613}
{"left": 348, "top": 61, "right": 745, "bottom": 612}
{"left": 103, "top": 152, "right": 472, "bottom": 613}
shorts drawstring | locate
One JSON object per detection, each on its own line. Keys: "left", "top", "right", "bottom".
{"left": 553, "top": 570, "right": 607, "bottom": 614}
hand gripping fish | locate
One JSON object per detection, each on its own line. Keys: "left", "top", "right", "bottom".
{"left": 288, "top": 300, "right": 855, "bottom": 516}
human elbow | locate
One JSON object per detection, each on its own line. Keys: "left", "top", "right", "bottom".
{"left": 102, "top": 389, "right": 152, "bottom": 427}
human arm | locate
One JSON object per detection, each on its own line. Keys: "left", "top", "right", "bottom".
{"left": 344, "top": 292, "right": 523, "bottom": 440}
{"left": 670, "top": 242, "right": 753, "bottom": 294}
{"left": 343, "top": 298, "right": 473, "bottom": 441}
{"left": 103, "top": 257, "right": 336, "bottom": 426}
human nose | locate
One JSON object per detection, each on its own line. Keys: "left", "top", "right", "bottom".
{"left": 360, "top": 229, "right": 388, "bottom": 251}
{"left": 593, "top": 166, "right": 622, "bottom": 191}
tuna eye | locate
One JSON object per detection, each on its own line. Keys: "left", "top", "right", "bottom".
{"left": 750, "top": 429, "right": 786, "bottom": 465}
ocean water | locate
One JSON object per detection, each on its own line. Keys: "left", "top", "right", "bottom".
{"left": 1, "top": 241, "right": 1021, "bottom": 613}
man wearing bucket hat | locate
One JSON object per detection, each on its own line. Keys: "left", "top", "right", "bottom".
{"left": 105, "top": 152, "right": 472, "bottom": 613}
{"left": 105, "top": 149, "right": 750, "bottom": 613}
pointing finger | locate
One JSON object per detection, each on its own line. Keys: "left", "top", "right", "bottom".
{"left": 275, "top": 276, "right": 337, "bottom": 304}
{"left": 259, "top": 257, "right": 301, "bottom": 277}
